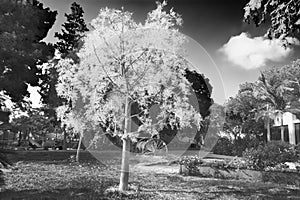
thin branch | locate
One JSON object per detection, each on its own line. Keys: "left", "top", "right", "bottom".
{"left": 124, "top": 49, "right": 148, "bottom": 74}
{"left": 92, "top": 44, "right": 124, "bottom": 95}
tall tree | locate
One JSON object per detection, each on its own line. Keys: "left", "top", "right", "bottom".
{"left": 56, "top": 2, "right": 202, "bottom": 191}
{"left": 229, "top": 64, "right": 300, "bottom": 143}
{"left": 225, "top": 84, "right": 265, "bottom": 141}
{"left": 244, "top": 0, "right": 300, "bottom": 45}
{"left": 40, "top": 2, "right": 89, "bottom": 151}
{"left": 0, "top": 0, "right": 57, "bottom": 107}
{"left": 281, "top": 59, "right": 300, "bottom": 117}
{"left": 54, "top": 2, "right": 89, "bottom": 60}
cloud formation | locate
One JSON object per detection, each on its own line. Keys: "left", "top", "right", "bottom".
{"left": 220, "top": 32, "right": 298, "bottom": 70}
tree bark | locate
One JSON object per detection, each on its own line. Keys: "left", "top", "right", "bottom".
{"left": 119, "top": 96, "right": 131, "bottom": 191}
{"left": 76, "top": 133, "right": 83, "bottom": 162}
{"left": 280, "top": 126, "right": 285, "bottom": 142}
{"left": 280, "top": 114, "right": 284, "bottom": 142}
{"left": 266, "top": 118, "right": 271, "bottom": 142}
{"left": 62, "top": 127, "right": 67, "bottom": 150}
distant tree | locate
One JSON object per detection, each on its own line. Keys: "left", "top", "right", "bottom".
{"left": 11, "top": 109, "right": 55, "bottom": 147}
{"left": 0, "top": 0, "right": 57, "bottom": 107}
{"left": 40, "top": 2, "right": 89, "bottom": 150}
{"left": 241, "top": 77, "right": 286, "bottom": 142}
{"left": 225, "top": 85, "right": 265, "bottom": 140}
{"left": 56, "top": 2, "right": 203, "bottom": 191}
{"left": 228, "top": 63, "right": 300, "bottom": 142}
{"left": 281, "top": 59, "right": 300, "bottom": 117}
{"left": 244, "top": 0, "right": 300, "bottom": 45}
{"left": 54, "top": 2, "right": 89, "bottom": 60}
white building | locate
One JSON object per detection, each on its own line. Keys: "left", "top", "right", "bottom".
{"left": 273, "top": 112, "right": 300, "bottom": 145}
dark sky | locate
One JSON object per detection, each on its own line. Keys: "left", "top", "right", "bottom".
{"left": 39, "top": 0, "right": 300, "bottom": 104}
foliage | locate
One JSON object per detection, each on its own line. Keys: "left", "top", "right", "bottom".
{"left": 40, "top": 2, "right": 89, "bottom": 116}
{"left": 225, "top": 87, "right": 265, "bottom": 139}
{"left": 56, "top": 1, "right": 204, "bottom": 190}
{"left": 184, "top": 69, "right": 213, "bottom": 118}
{"left": 54, "top": 2, "right": 89, "bottom": 60}
{"left": 226, "top": 60, "right": 300, "bottom": 144}
{"left": 0, "top": 110, "right": 10, "bottom": 124}
{"left": 243, "top": 141, "right": 299, "bottom": 170}
{"left": 179, "top": 155, "right": 249, "bottom": 173}
{"left": 0, "top": 0, "right": 57, "bottom": 107}
{"left": 280, "top": 59, "right": 300, "bottom": 118}
{"left": 212, "top": 137, "right": 234, "bottom": 156}
{"left": 179, "top": 156, "right": 203, "bottom": 175}
{"left": 244, "top": 0, "right": 300, "bottom": 44}
{"left": 103, "top": 69, "right": 213, "bottom": 150}
{"left": 56, "top": 2, "right": 202, "bottom": 143}
{"left": 232, "top": 136, "right": 261, "bottom": 156}
{"left": 223, "top": 157, "right": 248, "bottom": 170}
{"left": 209, "top": 157, "right": 249, "bottom": 170}
{"left": 213, "top": 136, "right": 261, "bottom": 156}
{"left": 10, "top": 109, "right": 59, "bottom": 146}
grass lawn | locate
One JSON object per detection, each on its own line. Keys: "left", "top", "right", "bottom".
{"left": 0, "top": 155, "right": 300, "bottom": 200}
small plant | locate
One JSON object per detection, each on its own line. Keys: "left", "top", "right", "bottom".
{"left": 243, "top": 141, "right": 299, "bottom": 170}
{"left": 68, "top": 155, "right": 76, "bottom": 163}
{"left": 224, "top": 157, "right": 248, "bottom": 170}
{"left": 208, "top": 157, "right": 248, "bottom": 170}
{"left": 265, "top": 163, "right": 290, "bottom": 172}
{"left": 179, "top": 156, "right": 203, "bottom": 175}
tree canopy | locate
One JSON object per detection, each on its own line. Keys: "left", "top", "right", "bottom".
{"left": 244, "top": 0, "right": 300, "bottom": 44}
{"left": 226, "top": 59, "right": 300, "bottom": 141}
{"left": 54, "top": 2, "right": 89, "bottom": 60}
{"left": 56, "top": 1, "right": 204, "bottom": 190}
{"left": 0, "top": 0, "right": 57, "bottom": 107}
{"left": 40, "top": 2, "right": 89, "bottom": 118}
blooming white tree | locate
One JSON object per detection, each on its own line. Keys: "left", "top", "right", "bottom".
{"left": 56, "top": 1, "right": 202, "bottom": 191}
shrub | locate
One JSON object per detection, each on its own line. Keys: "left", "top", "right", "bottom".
{"left": 232, "top": 136, "right": 261, "bottom": 156}
{"left": 224, "top": 157, "right": 248, "bottom": 170}
{"left": 212, "top": 137, "right": 261, "bottom": 156}
{"left": 212, "top": 137, "right": 234, "bottom": 156}
{"left": 179, "top": 156, "right": 203, "bottom": 175}
{"left": 243, "top": 141, "right": 299, "bottom": 170}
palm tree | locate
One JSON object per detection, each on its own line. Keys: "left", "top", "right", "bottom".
{"left": 251, "top": 72, "right": 288, "bottom": 142}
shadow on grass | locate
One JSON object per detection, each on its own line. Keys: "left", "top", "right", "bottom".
{"left": 0, "top": 188, "right": 155, "bottom": 200}
{"left": 0, "top": 188, "right": 107, "bottom": 200}
{"left": 138, "top": 174, "right": 300, "bottom": 200}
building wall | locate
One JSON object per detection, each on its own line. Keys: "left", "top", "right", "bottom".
{"left": 273, "top": 112, "right": 300, "bottom": 145}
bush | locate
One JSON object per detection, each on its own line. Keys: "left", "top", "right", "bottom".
{"left": 243, "top": 141, "right": 299, "bottom": 170}
{"left": 232, "top": 136, "right": 261, "bottom": 156}
{"left": 179, "top": 156, "right": 203, "bottom": 175}
{"left": 213, "top": 136, "right": 261, "bottom": 156}
{"left": 212, "top": 137, "right": 234, "bottom": 156}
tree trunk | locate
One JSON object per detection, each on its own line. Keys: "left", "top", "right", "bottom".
{"left": 119, "top": 96, "right": 131, "bottom": 191}
{"left": 18, "top": 131, "right": 22, "bottom": 146}
{"left": 266, "top": 118, "right": 271, "bottom": 142}
{"left": 280, "top": 126, "right": 285, "bottom": 142}
{"left": 62, "top": 127, "right": 67, "bottom": 150}
{"left": 76, "top": 133, "right": 83, "bottom": 162}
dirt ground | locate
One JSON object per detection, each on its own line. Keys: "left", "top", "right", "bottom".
{"left": 0, "top": 154, "right": 300, "bottom": 200}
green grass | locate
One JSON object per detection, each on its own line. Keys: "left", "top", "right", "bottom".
{"left": 0, "top": 157, "right": 300, "bottom": 200}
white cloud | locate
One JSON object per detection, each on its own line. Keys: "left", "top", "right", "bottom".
{"left": 219, "top": 32, "right": 298, "bottom": 70}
